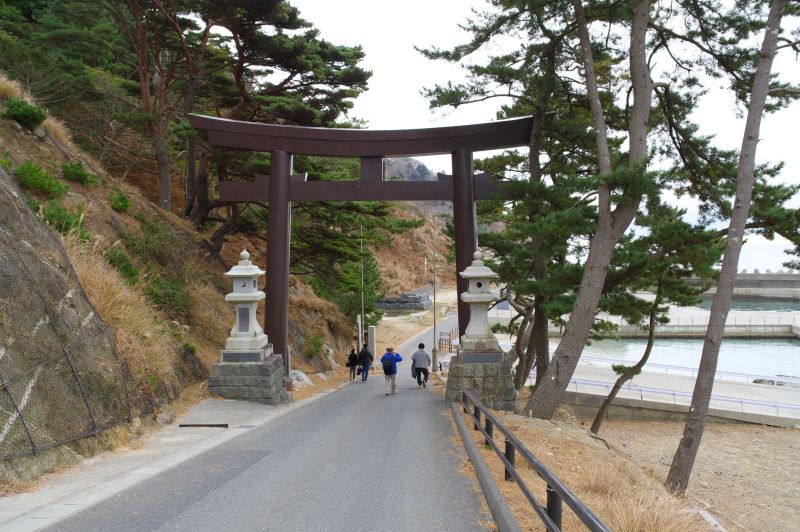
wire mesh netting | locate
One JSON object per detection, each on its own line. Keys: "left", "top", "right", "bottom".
{"left": 0, "top": 173, "right": 131, "bottom": 461}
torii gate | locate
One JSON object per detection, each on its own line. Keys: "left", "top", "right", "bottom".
{"left": 188, "top": 114, "right": 533, "bottom": 372}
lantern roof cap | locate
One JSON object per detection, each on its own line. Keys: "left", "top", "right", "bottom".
{"left": 459, "top": 250, "right": 497, "bottom": 280}
{"left": 225, "top": 249, "right": 265, "bottom": 277}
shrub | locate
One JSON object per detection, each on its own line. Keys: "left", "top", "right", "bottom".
{"left": 0, "top": 152, "right": 10, "bottom": 172}
{"left": 306, "top": 335, "right": 323, "bottom": 358}
{"left": 105, "top": 248, "right": 139, "bottom": 284}
{"left": 108, "top": 187, "right": 131, "bottom": 213}
{"left": 41, "top": 200, "right": 90, "bottom": 240}
{"left": 2, "top": 98, "right": 46, "bottom": 129}
{"left": 62, "top": 161, "right": 98, "bottom": 187}
{"left": 16, "top": 161, "right": 68, "bottom": 198}
{"left": 145, "top": 274, "right": 190, "bottom": 319}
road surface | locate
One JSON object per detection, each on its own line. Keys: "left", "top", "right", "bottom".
{"left": 47, "top": 315, "right": 486, "bottom": 531}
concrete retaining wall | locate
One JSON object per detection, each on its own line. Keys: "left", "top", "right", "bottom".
{"left": 560, "top": 391, "right": 799, "bottom": 429}
{"left": 488, "top": 317, "right": 800, "bottom": 339}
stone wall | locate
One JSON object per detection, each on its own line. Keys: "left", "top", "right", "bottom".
{"left": 445, "top": 361, "right": 517, "bottom": 411}
{"left": 208, "top": 353, "right": 291, "bottom": 405}
{"left": 376, "top": 290, "right": 432, "bottom": 310}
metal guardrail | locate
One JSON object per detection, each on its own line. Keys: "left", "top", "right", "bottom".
{"left": 568, "top": 378, "right": 800, "bottom": 418}
{"left": 579, "top": 354, "right": 800, "bottom": 385}
{"left": 453, "top": 390, "right": 611, "bottom": 532}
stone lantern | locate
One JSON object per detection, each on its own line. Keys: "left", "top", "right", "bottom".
{"left": 459, "top": 250, "right": 502, "bottom": 362}
{"left": 221, "top": 249, "right": 271, "bottom": 362}
{"left": 445, "top": 249, "right": 515, "bottom": 411}
{"left": 209, "top": 249, "right": 289, "bottom": 405}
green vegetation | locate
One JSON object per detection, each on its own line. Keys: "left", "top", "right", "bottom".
{"left": 15, "top": 161, "right": 68, "bottom": 198}
{"left": 105, "top": 248, "right": 138, "bottom": 284}
{"left": 61, "top": 161, "right": 98, "bottom": 187}
{"left": 1, "top": 98, "right": 46, "bottom": 129}
{"left": 108, "top": 187, "right": 131, "bottom": 213}
{"left": 310, "top": 251, "right": 384, "bottom": 327}
{"left": 306, "top": 335, "right": 323, "bottom": 359}
{"left": 0, "top": 151, "right": 10, "bottom": 172}
{"left": 145, "top": 274, "right": 190, "bottom": 320}
{"left": 182, "top": 342, "right": 196, "bottom": 356}
{"left": 121, "top": 213, "right": 172, "bottom": 265}
{"left": 41, "top": 200, "right": 89, "bottom": 240}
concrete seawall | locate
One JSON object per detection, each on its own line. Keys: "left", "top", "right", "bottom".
{"left": 489, "top": 317, "right": 800, "bottom": 339}
{"left": 560, "top": 391, "right": 799, "bottom": 429}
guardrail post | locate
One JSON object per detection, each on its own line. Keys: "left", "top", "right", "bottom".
{"left": 546, "top": 484, "right": 562, "bottom": 529}
{"left": 474, "top": 405, "right": 481, "bottom": 431}
{"left": 463, "top": 392, "right": 468, "bottom": 414}
{"left": 504, "top": 439, "right": 515, "bottom": 481}
{"left": 485, "top": 417, "right": 493, "bottom": 446}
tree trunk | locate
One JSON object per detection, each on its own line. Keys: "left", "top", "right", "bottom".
{"left": 532, "top": 257, "right": 550, "bottom": 386}
{"left": 523, "top": 0, "right": 653, "bottom": 419}
{"left": 210, "top": 204, "right": 239, "bottom": 251}
{"left": 513, "top": 314, "right": 533, "bottom": 390}
{"left": 151, "top": 126, "right": 172, "bottom": 212}
{"left": 189, "top": 153, "right": 210, "bottom": 228}
{"left": 591, "top": 278, "right": 663, "bottom": 434}
{"left": 184, "top": 77, "right": 197, "bottom": 210}
{"left": 666, "top": 0, "right": 787, "bottom": 494}
{"left": 522, "top": 221, "right": 620, "bottom": 416}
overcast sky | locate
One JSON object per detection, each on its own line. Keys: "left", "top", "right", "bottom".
{"left": 291, "top": 0, "right": 799, "bottom": 271}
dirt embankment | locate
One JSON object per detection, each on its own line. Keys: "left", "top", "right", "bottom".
{"left": 374, "top": 203, "right": 455, "bottom": 296}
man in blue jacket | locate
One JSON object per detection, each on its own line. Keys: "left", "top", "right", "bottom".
{"left": 380, "top": 347, "right": 402, "bottom": 395}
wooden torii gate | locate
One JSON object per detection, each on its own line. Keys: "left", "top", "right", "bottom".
{"left": 188, "top": 114, "right": 533, "bottom": 372}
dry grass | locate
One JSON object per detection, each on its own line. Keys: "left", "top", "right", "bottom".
{"left": 188, "top": 281, "right": 229, "bottom": 345}
{"left": 454, "top": 405, "right": 711, "bottom": 531}
{"left": 373, "top": 205, "right": 456, "bottom": 295}
{"left": 0, "top": 72, "right": 25, "bottom": 101}
{"left": 62, "top": 235, "right": 179, "bottom": 383}
{"left": 599, "top": 419, "right": 800, "bottom": 531}
{"left": 42, "top": 116, "right": 76, "bottom": 151}
{"left": 0, "top": 477, "right": 38, "bottom": 496}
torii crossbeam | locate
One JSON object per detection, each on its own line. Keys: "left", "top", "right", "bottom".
{"left": 188, "top": 114, "right": 533, "bottom": 372}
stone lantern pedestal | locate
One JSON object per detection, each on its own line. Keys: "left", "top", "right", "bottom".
{"left": 445, "top": 251, "right": 516, "bottom": 411}
{"left": 208, "top": 250, "right": 290, "bottom": 405}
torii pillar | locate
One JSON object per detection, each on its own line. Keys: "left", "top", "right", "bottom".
{"left": 452, "top": 150, "right": 477, "bottom": 338}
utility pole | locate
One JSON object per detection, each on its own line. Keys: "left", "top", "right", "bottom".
{"left": 432, "top": 215, "right": 438, "bottom": 372}
{"left": 359, "top": 222, "right": 365, "bottom": 347}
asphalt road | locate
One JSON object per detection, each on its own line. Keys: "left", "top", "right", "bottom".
{"left": 47, "top": 315, "right": 486, "bottom": 531}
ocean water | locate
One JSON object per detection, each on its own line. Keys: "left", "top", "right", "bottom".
{"left": 695, "top": 297, "right": 800, "bottom": 312}
{"left": 569, "top": 337, "right": 800, "bottom": 378}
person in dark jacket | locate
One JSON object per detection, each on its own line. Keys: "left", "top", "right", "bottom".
{"left": 347, "top": 348, "right": 358, "bottom": 381}
{"left": 380, "top": 347, "right": 403, "bottom": 395}
{"left": 411, "top": 343, "right": 431, "bottom": 388}
{"left": 358, "top": 343, "right": 373, "bottom": 382}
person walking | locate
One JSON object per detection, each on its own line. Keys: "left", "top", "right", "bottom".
{"left": 411, "top": 343, "right": 431, "bottom": 388}
{"left": 380, "top": 347, "right": 402, "bottom": 395}
{"left": 358, "top": 343, "right": 373, "bottom": 382}
{"left": 347, "top": 348, "right": 358, "bottom": 381}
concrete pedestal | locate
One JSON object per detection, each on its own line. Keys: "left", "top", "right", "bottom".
{"left": 208, "top": 353, "right": 291, "bottom": 405}
{"left": 445, "top": 357, "right": 517, "bottom": 411}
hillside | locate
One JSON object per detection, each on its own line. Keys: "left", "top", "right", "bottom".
{"left": 0, "top": 79, "right": 355, "bottom": 486}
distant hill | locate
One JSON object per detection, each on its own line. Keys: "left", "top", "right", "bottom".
{"left": 384, "top": 158, "right": 436, "bottom": 181}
